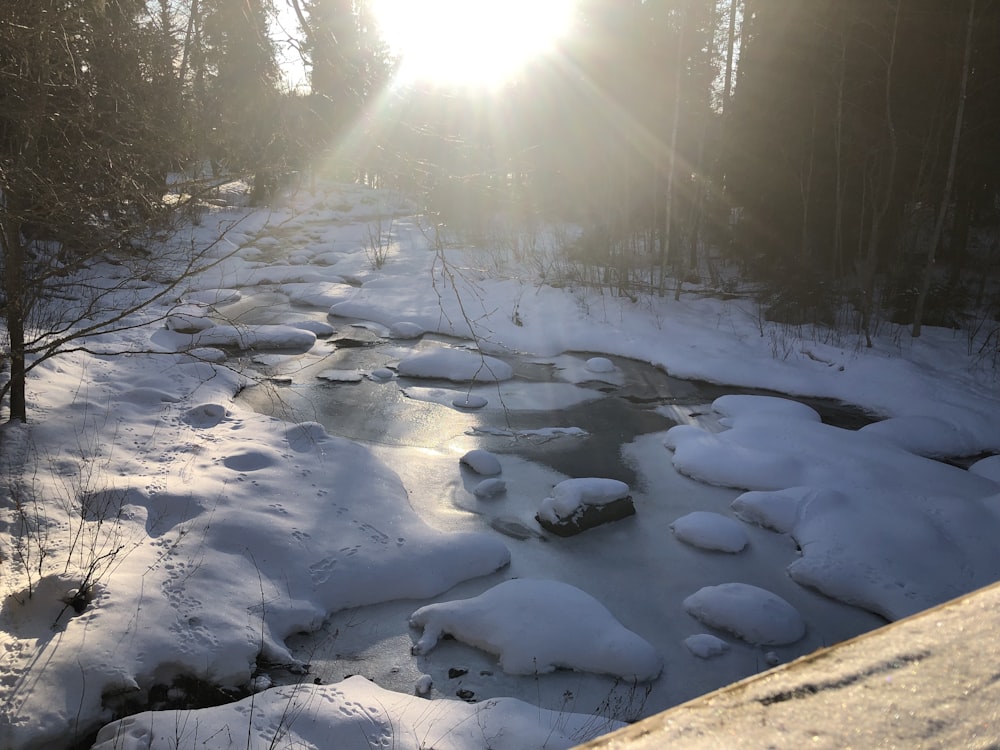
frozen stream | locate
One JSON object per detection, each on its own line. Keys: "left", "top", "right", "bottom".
{"left": 223, "top": 292, "right": 886, "bottom": 726}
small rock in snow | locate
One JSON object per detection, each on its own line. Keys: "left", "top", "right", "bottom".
{"left": 184, "top": 346, "right": 227, "bottom": 363}
{"left": 585, "top": 357, "right": 615, "bottom": 374}
{"left": 536, "top": 478, "right": 634, "bottom": 536}
{"left": 453, "top": 394, "right": 488, "bottom": 409}
{"left": 473, "top": 478, "right": 507, "bottom": 499}
{"left": 684, "top": 633, "right": 730, "bottom": 659}
{"left": 409, "top": 579, "right": 662, "bottom": 681}
{"left": 251, "top": 675, "right": 273, "bottom": 692}
{"left": 290, "top": 320, "right": 335, "bottom": 337}
{"left": 683, "top": 583, "right": 805, "bottom": 646}
{"left": 415, "top": 674, "right": 433, "bottom": 696}
{"left": 460, "top": 450, "right": 502, "bottom": 476}
{"left": 389, "top": 321, "right": 425, "bottom": 339}
{"left": 317, "top": 369, "right": 365, "bottom": 383}
{"left": 671, "top": 511, "right": 749, "bottom": 553}
{"left": 369, "top": 367, "right": 395, "bottom": 381}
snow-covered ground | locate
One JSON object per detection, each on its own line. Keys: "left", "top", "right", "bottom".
{"left": 1, "top": 181, "right": 999, "bottom": 749}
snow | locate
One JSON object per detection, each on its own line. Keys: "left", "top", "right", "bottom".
{"left": 3, "top": 179, "right": 1000, "bottom": 748}
{"left": 473, "top": 478, "right": 507, "bottom": 498}
{"left": 586, "top": 356, "right": 616, "bottom": 374}
{"left": 316, "top": 368, "right": 365, "bottom": 382}
{"left": 684, "top": 633, "right": 730, "bottom": 659}
{"left": 389, "top": 321, "right": 427, "bottom": 339}
{"left": 671, "top": 511, "right": 749, "bottom": 553}
{"left": 460, "top": 449, "right": 503, "bottom": 476}
{"left": 397, "top": 347, "right": 514, "bottom": 382}
{"left": 188, "top": 323, "right": 317, "bottom": 350}
{"left": 91, "top": 675, "right": 621, "bottom": 750}
{"left": 683, "top": 583, "right": 806, "bottom": 646}
{"left": 453, "top": 393, "right": 488, "bottom": 408}
{"left": 537, "top": 477, "right": 630, "bottom": 524}
{"left": 668, "top": 395, "right": 1000, "bottom": 620}
{"left": 409, "top": 579, "right": 663, "bottom": 681}
{"left": 970, "top": 454, "right": 1000, "bottom": 483}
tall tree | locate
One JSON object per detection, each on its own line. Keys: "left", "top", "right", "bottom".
{"left": 0, "top": 0, "right": 202, "bottom": 422}
{"left": 911, "top": 0, "right": 976, "bottom": 337}
{"left": 198, "top": 0, "right": 283, "bottom": 199}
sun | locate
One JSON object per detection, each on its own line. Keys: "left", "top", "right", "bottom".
{"left": 372, "top": 0, "right": 575, "bottom": 88}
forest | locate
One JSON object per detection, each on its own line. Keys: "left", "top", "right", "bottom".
{"left": 3, "top": 0, "right": 1000, "bottom": 423}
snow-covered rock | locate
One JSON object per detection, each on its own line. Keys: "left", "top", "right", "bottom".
{"left": 409, "top": 579, "right": 662, "bottom": 681}
{"left": 671, "top": 511, "right": 749, "bottom": 553}
{"left": 683, "top": 583, "right": 805, "bottom": 646}
{"left": 536, "top": 478, "right": 635, "bottom": 536}
{"left": 191, "top": 324, "right": 317, "bottom": 351}
{"left": 397, "top": 348, "right": 513, "bottom": 382}
{"left": 684, "top": 633, "right": 730, "bottom": 659}
{"left": 317, "top": 369, "right": 365, "bottom": 382}
{"left": 460, "top": 449, "right": 502, "bottom": 476}
{"left": 388, "top": 321, "right": 426, "bottom": 339}
{"left": 473, "top": 478, "right": 507, "bottom": 499}
{"left": 585, "top": 356, "right": 615, "bottom": 373}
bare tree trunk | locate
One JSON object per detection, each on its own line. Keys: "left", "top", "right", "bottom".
{"left": 662, "top": 1, "right": 686, "bottom": 298}
{"left": 736, "top": 0, "right": 752, "bottom": 91}
{"left": 833, "top": 33, "right": 846, "bottom": 277}
{"left": 723, "top": 0, "right": 739, "bottom": 110}
{"left": 800, "top": 97, "right": 817, "bottom": 260}
{"left": 0, "top": 214, "right": 27, "bottom": 422}
{"left": 912, "top": 0, "right": 975, "bottom": 337}
{"left": 179, "top": 0, "right": 199, "bottom": 84}
{"left": 859, "top": 0, "right": 901, "bottom": 347}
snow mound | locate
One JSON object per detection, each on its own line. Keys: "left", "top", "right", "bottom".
{"left": 970, "top": 455, "right": 1000, "bottom": 483}
{"left": 684, "top": 633, "right": 730, "bottom": 659}
{"left": 165, "top": 308, "right": 215, "bottom": 332}
{"left": 713, "top": 394, "right": 822, "bottom": 424}
{"left": 397, "top": 348, "right": 513, "bottom": 382}
{"left": 586, "top": 356, "right": 615, "bottom": 373}
{"left": 91, "top": 675, "right": 622, "bottom": 750}
{"left": 290, "top": 319, "right": 336, "bottom": 337}
{"left": 671, "top": 511, "right": 749, "bottom": 553}
{"left": 859, "top": 415, "right": 982, "bottom": 459}
{"left": 460, "top": 449, "right": 502, "bottom": 476}
{"left": 389, "top": 321, "right": 426, "bottom": 339}
{"left": 317, "top": 369, "right": 365, "bottom": 382}
{"left": 730, "top": 487, "right": 811, "bottom": 533}
{"left": 409, "top": 579, "right": 662, "bottom": 681}
{"left": 180, "top": 403, "right": 229, "bottom": 428}
{"left": 537, "top": 478, "right": 629, "bottom": 525}
{"left": 453, "top": 394, "right": 488, "bottom": 409}
{"left": 683, "top": 583, "right": 805, "bottom": 645}
{"left": 284, "top": 421, "right": 332, "bottom": 452}
{"left": 191, "top": 324, "right": 317, "bottom": 351}
{"left": 184, "top": 346, "right": 227, "bottom": 363}
{"left": 473, "top": 478, "right": 507, "bottom": 499}
{"left": 733, "top": 483, "right": 1000, "bottom": 620}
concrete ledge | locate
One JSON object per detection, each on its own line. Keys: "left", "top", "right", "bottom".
{"left": 578, "top": 582, "right": 1000, "bottom": 749}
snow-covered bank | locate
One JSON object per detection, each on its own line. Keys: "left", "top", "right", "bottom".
{"left": 91, "top": 675, "right": 623, "bottom": 750}
{"left": 2, "top": 181, "right": 999, "bottom": 748}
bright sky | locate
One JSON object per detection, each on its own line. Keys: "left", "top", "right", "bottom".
{"left": 371, "top": 0, "right": 575, "bottom": 87}
{"left": 273, "top": 1, "right": 575, "bottom": 90}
